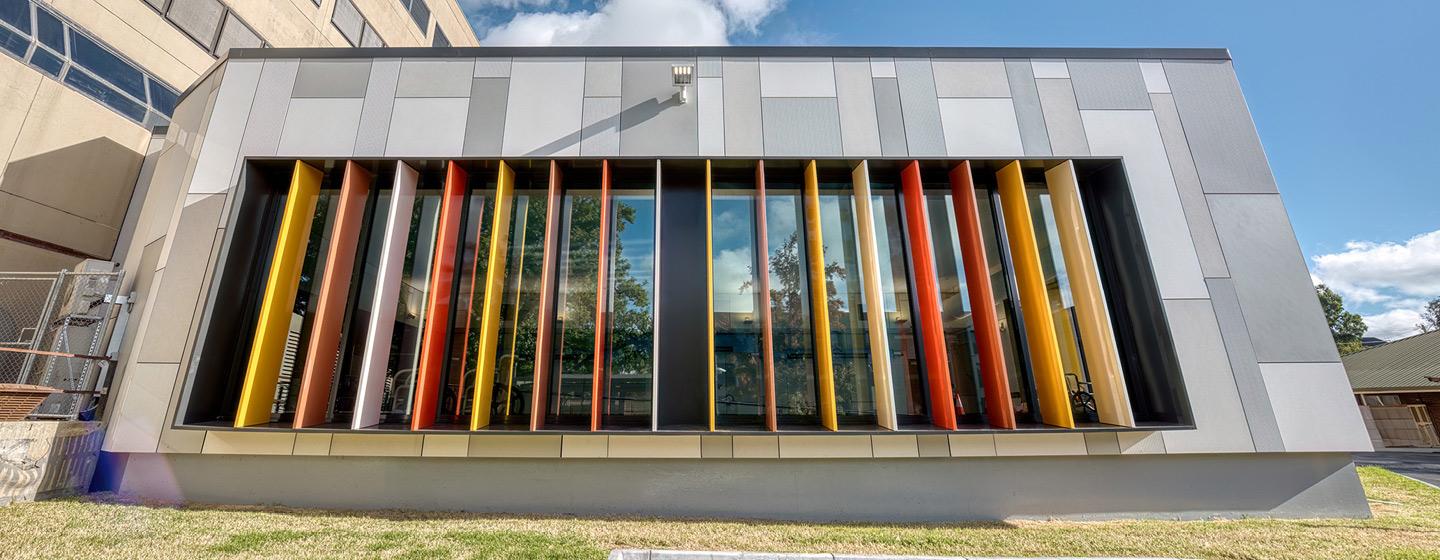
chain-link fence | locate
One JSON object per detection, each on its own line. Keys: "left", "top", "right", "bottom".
{"left": 0, "top": 268, "right": 124, "bottom": 419}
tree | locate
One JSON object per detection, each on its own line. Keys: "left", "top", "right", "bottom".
{"left": 1316, "top": 284, "right": 1367, "bottom": 355}
{"left": 1417, "top": 297, "right": 1440, "bottom": 333}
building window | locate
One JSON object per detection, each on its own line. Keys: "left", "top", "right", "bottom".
{"left": 334, "top": 0, "right": 384, "bottom": 48}
{"left": 145, "top": 0, "right": 266, "bottom": 57}
{"left": 432, "top": 28, "right": 448, "bottom": 48}
{"left": 0, "top": 2, "right": 183, "bottom": 126}
{"left": 400, "top": 0, "right": 430, "bottom": 33}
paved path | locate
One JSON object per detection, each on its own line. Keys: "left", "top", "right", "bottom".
{"left": 1355, "top": 451, "right": 1440, "bottom": 487}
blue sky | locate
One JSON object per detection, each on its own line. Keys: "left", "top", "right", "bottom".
{"left": 460, "top": 0, "right": 1439, "bottom": 338}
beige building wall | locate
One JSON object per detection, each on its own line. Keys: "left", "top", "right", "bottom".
{"left": 0, "top": 0, "right": 476, "bottom": 272}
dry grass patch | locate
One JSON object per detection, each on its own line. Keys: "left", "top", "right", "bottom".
{"left": 2, "top": 466, "right": 1437, "bottom": 559}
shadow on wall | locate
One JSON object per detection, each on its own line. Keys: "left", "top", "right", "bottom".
{"left": 0, "top": 137, "right": 145, "bottom": 263}
{"left": 521, "top": 96, "right": 673, "bottom": 157}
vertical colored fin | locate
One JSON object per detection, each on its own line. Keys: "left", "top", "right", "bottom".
{"left": 470, "top": 161, "right": 516, "bottom": 430}
{"left": 454, "top": 191, "right": 488, "bottom": 418}
{"left": 1045, "top": 161, "right": 1135, "bottom": 427}
{"left": 949, "top": 162, "right": 1017, "bottom": 429}
{"left": 995, "top": 161, "right": 1074, "bottom": 428}
{"left": 235, "top": 160, "right": 323, "bottom": 427}
{"left": 530, "top": 162, "right": 563, "bottom": 430}
{"left": 705, "top": 160, "right": 717, "bottom": 431}
{"left": 352, "top": 162, "right": 420, "bottom": 429}
{"left": 294, "top": 161, "right": 371, "bottom": 429}
{"left": 850, "top": 161, "right": 898, "bottom": 430}
{"left": 802, "top": 160, "right": 839, "bottom": 431}
{"left": 754, "top": 161, "right": 779, "bottom": 432}
{"left": 590, "top": 161, "right": 613, "bottom": 431}
{"left": 899, "top": 161, "right": 959, "bottom": 430}
{"left": 411, "top": 163, "right": 468, "bottom": 430}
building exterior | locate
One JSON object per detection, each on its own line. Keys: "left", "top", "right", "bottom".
{"left": 1346, "top": 330, "right": 1440, "bottom": 448}
{"left": 95, "top": 46, "right": 1374, "bottom": 521}
{"left": 0, "top": 0, "right": 476, "bottom": 272}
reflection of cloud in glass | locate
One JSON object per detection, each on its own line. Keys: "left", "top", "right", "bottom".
{"left": 714, "top": 248, "right": 755, "bottom": 313}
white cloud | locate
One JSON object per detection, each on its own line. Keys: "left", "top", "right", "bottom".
{"left": 1311, "top": 228, "right": 1440, "bottom": 341}
{"left": 477, "top": 0, "right": 785, "bottom": 46}
{"left": 459, "top": 0, "right": 559, "bottom": 8}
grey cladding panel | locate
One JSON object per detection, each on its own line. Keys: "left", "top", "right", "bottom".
{"left": 619, "top": 58, "right": 698, "bottom": 157}
{"left": 238, "top": 59, "right": 299, "bottom": 157}
{"left": 1035, "top": 79, "right": 1087, "bottom": 156}
{"left": 136, "top": 195, "right": 225, "bottom": 363}
{"left": 502, "top": 58, "right": 585, "bottom": 157}
{"left": 931, "top": 59, "right": 1010, "bottom": 97}
{"left": 894, "top": 59, "right": 946, "bottom": 156}
{"left": 762, "top": 98, "right": 842, "bottom": 157}
{"left": 463, "top": 78, "right": 509, "bottom": 156}
{"left": 721, "top": 58, "right": 762, "bottom": 156}
{"left": 1152, "top": 92, "right": 1228, "bottom": 277}
{"left": 697, "top": 57, "right": 722, "bottom": 77}
{"left": 387, "top": 98, "right": 468, "bottom": 157}
{"left": 473, "top": 58, "right": 511, "bottom": 78}
{"left": 277, "top": 98, "right": 362, "bottom": 156}
{"left": 1208, "top": 194, "right": 1340, "bottom": 363}
{"left": 833, "top": 58, "right": 881, "bottom": 157}
{"left": 872, "top": 78, "right": 908, "bottom": 156}
{"left": 1068, "top": 59, "right": 1151, "bottom": 110}
{"left": 1004, "top": 59, "right": 1050, "bottom": 156}
{"left": 1206, "top": 278, "right": 1285, "bottom": 452}
{"left": 354, "top": 59, "right": 401, "bottom": 157}
{"left": 581, "top": 96, "right": 621, "bottom": 157}
{"left": 1164, "top": 60, "right": 1279, "bottom": 194}
{"left": 584, "top": 57, "right": 621, "bottom": 97}
{"left": 291, "top": 59, "right": 371, "bottom": 98}
{"left": 396, "top": 59, "right": 474, "bottom": 97}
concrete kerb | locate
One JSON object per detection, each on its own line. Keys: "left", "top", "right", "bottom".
{"left": 609, "top": 551, "right": 1190, "bottom": 560}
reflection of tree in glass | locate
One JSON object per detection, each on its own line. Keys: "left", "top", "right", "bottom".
{"left": 748, "top": 231, "right": 845, "bottom": 417}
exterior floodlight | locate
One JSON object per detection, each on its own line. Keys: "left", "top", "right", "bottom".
{"left": 671, "top": 64, "right": 694, "bottom": 103}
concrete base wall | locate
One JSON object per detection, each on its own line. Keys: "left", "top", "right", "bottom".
{"left": 103, "top": 452, "right": 1370, "bottom": 521}
{"left": 0, "top": 421, "right": 103, "bottom": 505}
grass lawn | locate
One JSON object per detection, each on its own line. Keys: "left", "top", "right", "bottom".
{"left": 2, "top": 466, "right": 1438, "bottom": 559}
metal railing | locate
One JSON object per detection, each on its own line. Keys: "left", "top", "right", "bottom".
{"left": 0, "top": 268, "right": 125, "bottom": 420}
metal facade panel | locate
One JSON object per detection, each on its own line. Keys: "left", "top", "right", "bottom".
{"left": 1151, "top": 93, "right": 1228, "bottom": 277}
{"left": 354, "top": 163, "right": 419, "bottom": 429}
{"left": 1164, "top": 60, "right": 1279, "bottom": 194}
{"left": 899, "top": 161, "right": 956, "bottom": 429}
{"left": 412, "top": 163, "right": 467, "bottom": 430}
{"left": 1080, "top": 110, "right": 1208, "bottom": 299}
{"left": 948, "top": 162, "right": 1014, "bottom": 428}
{"left": 833, "top": 58, "right": 882, "bottom": 157}
{"left": 869, "top": 57, "right": 896, "bottom": 78}
{"left": 1030, "top": 58, "right": 1069, "bottom": 79}
{"left": 502, "top": 58, "right": 586, "bottom": 156}
{"left": 939, "top": 98, "right": 1024, "bottom": 157}
{"left": 758, "top": 58, "right": 837, "bottom": 97}
{"left": 852, "top": 161, "right": 898, "bottom": 430}
{"left": 894, "top": 59, "right": 947, "bottom": 156}
{"left": 395, "top": 59, "right": 474, "bottom": 97}
{"left": 931, "top": 59, "right": 1011, "bottom": 97}
{"left": 619, "top": 58, "right": 698, "bottom": 156}
{"left": 1005, "top": 59, "right": 1051, "bottom": 156}
{"left": 1207, "top": 194, "right": 1340, "bottom": 363}
{"left": 1206, "top": 278, "right": 1284, "bottom": 452}
{"left": 1035, "top": 78, "right": 1088, "bottom": 156}
{"left": 721, "top": 58, "right": 763, "bottom": 156}
{"left": 871, "top": 77, "right": 908, "bottom": 156}
{"left": 697, "top": 77, "right": 725, "bottom": 156}
{"left": 276, "top": 98, "right": 363, "bottom": 156}
{"left": 1068, "top": 59, "right": 1151, "bottom": 110}
{"left": 354, "top": 58, "right": 401, "bottom": 157}
{"left": 473, "top": 58, "right": 511, "bottom": 77}
{"left": 584, "top": 57, "right": 622, "bottom": 97}
{"left": 801, "top": 161, "right": 838, "bottom": 430}
{"left": 580, "top": 96, "right": 621, "bottom": 156}
{"left": 1259, "top": 363, "right": 1374, "bottom": 452}
{"left": 760, "top": 98, "right": 842, "bottom": 157}
{"left": 462, "top": 78, "right": 509, "bottom": 156}
{"left": 292, "top": 59, "right": 371, "bottom": 98}
{"left": 1158, "top": 299, "right": 1258, "bottom": 453}
{"left": 1139, "top": 61, "right": 1170, "bottom": 93}
{"left": 697, "top": 56, "right": 722, "bottom": 77}
{"left": 188, "top": 60, "right": 262, "bottom": 194}
{"left": 236, "top": 59, "right": 298, "bottom": 160}
{"left": 386, "top": 97, "right": 468, "bottom": 157}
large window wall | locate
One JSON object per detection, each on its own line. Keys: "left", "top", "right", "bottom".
{"left": 189, "top": 158, "right": 1189, "bottom": 433}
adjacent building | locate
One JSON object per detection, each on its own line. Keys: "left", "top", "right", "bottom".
{"left": 1346, "top": 330, "right": 1440, "bottom": 448}
{"left": 0, "top": 0, "right": 476, "bottom": 272}
{"left": 95, "top": 45, "right": 1374, "bottom": 521}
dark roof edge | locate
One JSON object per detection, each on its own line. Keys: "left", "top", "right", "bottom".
{"left": 226, "top": 45, "right": 1232, "bottom": 60}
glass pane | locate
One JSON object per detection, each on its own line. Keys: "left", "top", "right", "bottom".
{"left": 331, "top": 0, "right": 364, "bottom": 46}
{"left": 148, "top": 79, "right": 180, "bottom": 116}
{"left": 925, "top": 192, "right": 986, "bottom": 424}
{"left": 64, "top": 70, "right": 147, "bottom": 122}
{"left": 481, "top": 189, "right": 550, "bottom": 427}
{"left": 378, "top": 183, "right": 444, "bottom": 424}
{"left": 600, "top": 192, "right": 655, "bottom": 426}
{"left": 711, "top": 192, "right": 764, "bottom": 427}
{"left": 407, "top": 0, "right": 430, "bottom": 31}
{"left": 70, "top": 33, "right": 146, "bottom": 100}
{"left": 35, "top": 7, "right": 63, "bottom": 53}
{"left": 764, "top": 189, "right": 820, "bottom": 426}
{"left": 978, "top": 191, "right": 1038, "bottom": 424}
{"left": 868, "top": 188, "right": 928, "bottom": 424}
{"left": 360, "top": 24, "right": 384, "bottom": 48}
{"left": 1028, "top": 187, "right": 1092, "bottom": 423}
{"left": 444, "top": 192, "right": 491, "bottom": 423}
{"left": 432, "top": 28, "right": 449, "bottom": 48}
{"left": 329, "top": 188, "right": 389, "bottom": 424}
{"left": 30, "top": 47, "right": 64, "bottom": 78}
{"left": 269, "top": 181, "right": 340, "bottom": 423}
{"left": 0, "top": 1, "right": 30, "bottom": 34}
{"left": 166, "top": 0, "right": 225, "bottom": 49}
{"left": 547, "top": 190, "right": 601, "bottom": 426}
{"left": 214, "top": 13, "right": 263, "bottom": 55}
{"left": 0, "top": 25, "right": 27, "bottom": 58}
{"left": 816, "top": 187, "right": 876, "bottom": 424}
